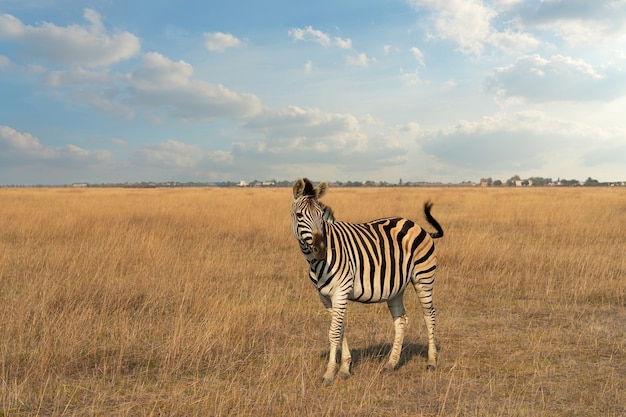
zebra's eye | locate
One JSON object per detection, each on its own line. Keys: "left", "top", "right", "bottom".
{"left": 296, "top": 212, "right": 304, "bottom": 219}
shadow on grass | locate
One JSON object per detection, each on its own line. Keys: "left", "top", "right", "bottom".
{"left": 321, "top": 342, "right": 435, "bottom": 370}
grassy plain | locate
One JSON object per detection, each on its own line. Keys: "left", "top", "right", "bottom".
{"left": 0, "top": 186, "right": 624, "bottom": 416}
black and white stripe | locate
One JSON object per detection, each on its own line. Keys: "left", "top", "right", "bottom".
{"left": 292, "top": 178, "right": 444, "bottom": 383}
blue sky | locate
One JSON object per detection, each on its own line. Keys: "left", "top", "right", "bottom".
{"left": 1, "top": 0, "right": 626, "bottom": 185}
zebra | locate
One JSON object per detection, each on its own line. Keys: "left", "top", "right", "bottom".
{"left": 291, "top": 178, "right": 444, "bottom": 383}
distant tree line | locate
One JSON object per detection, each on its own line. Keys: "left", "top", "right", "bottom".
{"left": 3, "top": 176, "right": 622, "bottom": 188}
{"left": 479, "top": 175, "right": 620, "bottom": 187}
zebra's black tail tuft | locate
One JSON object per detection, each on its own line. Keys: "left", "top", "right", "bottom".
{"left": 424, "top": 201, "right": 444, "bottom": 239}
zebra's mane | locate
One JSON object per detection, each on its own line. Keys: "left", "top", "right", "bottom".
{"left": 321, "top": 203, "right": 335, "bottom": 223}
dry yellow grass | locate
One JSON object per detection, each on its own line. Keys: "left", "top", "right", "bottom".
{"left": 0, "top": 186, "right": 624, "bottom": 416}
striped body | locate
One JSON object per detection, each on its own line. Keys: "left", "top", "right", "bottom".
{"left": 292, "top": 178, "right": 443, "bottom": 383}
{"left": 310, "top": 217, "right": 437, "bottom": 303}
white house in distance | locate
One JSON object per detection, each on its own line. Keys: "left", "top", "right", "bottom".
{"left": 238, "top": 180, "right": 275, "bottom": 187}
{"left": 515, "top": 179, "right": 533, "bottom": 187}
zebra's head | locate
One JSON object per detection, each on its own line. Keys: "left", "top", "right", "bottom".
{"left": 292, "top": 178, "right": 334, "bottom": 261}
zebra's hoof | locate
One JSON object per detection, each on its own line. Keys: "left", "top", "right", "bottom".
{"left": 321, "top": 376, "right": 334, "bottom": 386}
{"left": 383, "top": 363, "right": 398, "bottom": 372}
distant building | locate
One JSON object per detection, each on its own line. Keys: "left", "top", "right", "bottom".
{"left": 515, "top": 179, "right": 533, "bottom": 187}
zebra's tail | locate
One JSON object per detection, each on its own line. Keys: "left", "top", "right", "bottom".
{"left": 424, "top": 201, "right": 444, "bottom": 239}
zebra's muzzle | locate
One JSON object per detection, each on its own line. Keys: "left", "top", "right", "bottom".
{"left": 311, "top": 231, "right": 326, "bottom": 260}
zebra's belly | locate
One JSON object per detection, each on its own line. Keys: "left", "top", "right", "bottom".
{"left": 349, "top": 274, "right": 409, "bottom": 303}
{"left": 311, "top": 259, "right": 411, "bottom": 302}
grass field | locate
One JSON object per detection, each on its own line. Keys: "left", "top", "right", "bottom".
{"left": 0, "top": 186, "right": 624, "bottom": 416}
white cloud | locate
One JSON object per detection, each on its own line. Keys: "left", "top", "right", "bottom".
{"left": 6, "top": 46, "right": 265, "bottom": 123}
{"left": 132, "top": 140, "right": 204, "bottom": 168}
{"left": 204, "top": 32, "right": 242, "bottom": 52}
{"left": 128, "top": 52, "right": 264, "bottom": 121}
{"left": 400, "top": 68, "right": 424, "bottom": 86}
{"left": 346, "top": 52, "right": 373, "bottom": 67}
{"left": 410, "top": 46, "right": 425, "bottom": 66}
{"left": 492, "top": 0, "right": 524, "bottom": 9}
{"left": 0, "top": 125, "right": 113, "bottom": 167}
{"left": 485, "top": 54, "right": 626, "bottom": 102}
{"left": 409, "top": 0, "right": 541, "bottom": 56}
{"left": 236, "top": 106, "right": 407, "bottom": 173}
{"left": 46, "top": 67, "right": 114, "bottom": 87}
{"left": 132, "top": 52, "right": 193, "bottom": 89}
{"left": 0, "top": 125, "right": 56, "bottom": 159}
{"left": 243, "top": 105, "right": 360, "bottom": 142}
{"left": 289, "top": 26, "right": 371, "bottom": 67}
{"left": 516, "top": 0, "right": 626, "bottom": 46}
{"left": 86, "top": 94, "right": 134, "bottom": 120}
{"left": 487, "top": 29, "right": 542, "bottom": 53}
{"left": 334, "top": 36, "right": 353, "bottom": 50}
{"left": 401, "top": 47, "right": 429, "bottom": 85}
{"left": 410, "top": 0, "right": 496, "bottom": 55}
{"left": 207, "top": 150, "right": 233, "bottom": 165}
{"left": 127, "top": 104, "right": 413, "bottom": 180}
{"left": 41, "top": 66, "right": 134, "bottom": 119}
{"left": 289, "top": 26, "right": 354, "bottom": 51}
{"left": 288, "top": 26, "right": 331, "bottom": 46}
{"left": 0, "top": 9, "right": 140, "bottom": 67}
{"left": 419, "top": 111, "right": 626, "bottom": 178}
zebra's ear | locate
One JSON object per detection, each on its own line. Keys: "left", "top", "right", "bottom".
{"left": 315, "top": 181, "right": 329, "bottom": 199}
{"left": 293, "top": 178, "right": 306, "bottom": 198}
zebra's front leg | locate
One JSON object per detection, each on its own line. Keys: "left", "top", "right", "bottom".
{"left": 385, "top": 297, "right": 407, "bottom": 371}
{"left": 321, "top": 300, "right": 349, "bottom": 384}
{"left": 323, "top": 307, "right": 351, "bottom": 381}
{"left": 338, "top": 330, "right": 351, "bottom": 378}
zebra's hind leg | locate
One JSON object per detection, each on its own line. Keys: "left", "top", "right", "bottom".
{"left": 385, "top": 297, "right": 407, "bottom": 371}
{"left": 414, "top": 278, "right": 437, "bottom": 370}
